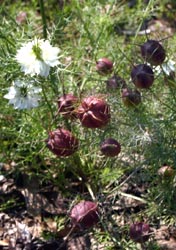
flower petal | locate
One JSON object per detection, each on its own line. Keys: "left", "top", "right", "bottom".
{"left": 16, "top": 39, "right": 61, "bottom": 77}
{"left": 4, "top": 80, "right": 41, "bottom": 110}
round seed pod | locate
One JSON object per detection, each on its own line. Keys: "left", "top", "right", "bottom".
{"left": 121, "top": 88, "right": 141, "bottom": 107}
{"left": 106, "top": 75, "right": 126, "bottom": 91}
{"left": 96, "top": 58, "right": 113, "bottom": 75}
{"left": 76, "top": 96, "right": 111, "bottom": 129}
{"left": 100, "top": 138, "right": 121, "bottom": 157}
{"left": 46, "top": 128, "right": 79, "bottom": 157}
{"left": 130, "top": 222, "right": 150, "bottom": 243}
{"left": 57, "top": 94, "right": 78, "bottom": 119}
{"left": 131, "top": 64, "right": 154, "bottom": 88}
{"left": 70, "top": 201, "right": 99, "bottom": 229}
{"left": 141, "top": 39, "right": 166, "bottom": 66}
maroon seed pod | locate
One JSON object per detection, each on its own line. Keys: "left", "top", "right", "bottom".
{"left": 141, "top": 40, "right": 166, "bottom": 66}
{"left": 106, "top": 74, "right": 127, "bottom": 91}
{"left": 96, "top": 58, "right": 113, "bottom": 75}
{"left": 121, "top": 88, "right": 141, "bottom": 107}
{"left": 131, "top": 64, "right": 154, "bottom": 88}
{"left": 76, "top": 96, "right": 111, "bottom": 129}
{"left": 46, "top": 128, "right": 79, "bottom": 157}
{"left": 130, "top": 222, "right": 150, "bottom": 243}
{"left": 100, "top": 138, "right": 121, "bottom": 157}
{"left": 57, "top": 93, "right": 78, "bottom": 119}
{"left": 70, "top": 201, "right": 99, "bottom": 229}
{"left": 158, "top": 165, "right": 174, "bottom": 178}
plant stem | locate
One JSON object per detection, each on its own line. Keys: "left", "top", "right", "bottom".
{"left": 39, "top": 0, "right": 47, "bottom": 39}
{"left": 41, "top": 84, "right": 55, "bottom": 121}
{"left": 134, "top": 0, "right": 154, "bottom": 41}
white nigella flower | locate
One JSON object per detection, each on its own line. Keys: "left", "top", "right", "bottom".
{"left": 162, "top": 59, "right": 175, "bottom": 75}
{"left": 155, "top": 59, "right": 175, "bottom": 76}
{"left": 4, "top": 80, "right": 42, "bottom": 110}
{"left": 16, "top": 38, "right": 61, "bottom": 77}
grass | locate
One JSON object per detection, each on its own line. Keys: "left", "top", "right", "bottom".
{"left": 1, "top": 0, "right": 176, "bottom": 249}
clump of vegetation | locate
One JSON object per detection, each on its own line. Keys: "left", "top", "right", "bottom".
{"left": 1, "top": 0, "right": 176, "bottom": 249}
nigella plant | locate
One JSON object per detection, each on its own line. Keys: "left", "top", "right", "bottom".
{"left": 70, "top": 200, "right": 99, "bottom": 229}
{"left": 140, "top": 40, "right": 166, "bottom": 66}
{"left": 16, "top": 38, "right": 61, "bottom": 77}
{"left": 46, "top": 129, "right": 79, "bottom": 157}
{"left": 129, "top": 222, "right": 150, "bottom": 243}
{"left": 131, "top": 64, "right": 154, "bottom": 89}
{"left": 76, "top": 95, "right": 111, "bottom": 129}
{"left": 96, "top": 58, "right": 113, "bottom": 75}
{"left": 4, "top": 79, "right": 42, "bottom": 110}
{"left": 121, "top": 88, "right": 141, "bottom": 107}
{"left": 57, "top": 93, "right": 78, "bottom": 119}
{"left": 100, "top": 138, "right": 121, "bottom": 157}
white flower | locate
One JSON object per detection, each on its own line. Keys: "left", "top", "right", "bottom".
{"left": 16, "top": 38, "right": 61, "bottom": 77}
{"left": 155, "top": 59, "right": 175, "bottom": 76}
{"left": 4, "top": 80, "right": 42, "bottom": 110}
{"left": 162, "top": 60, "right": 175, "bottom": 75}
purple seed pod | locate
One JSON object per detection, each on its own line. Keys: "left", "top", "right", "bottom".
{"left": 96, "top": 58, "right": 113, "bottom": 75}
{"left": 131, "top": 64, "right": 154, "bottom": 88}
{"left": 76, "top": 96, "right": 111, "bottom": 129}
{"left": 46, "top": 128, "right": 79, "bottom": 157}
{"left": 100, "top": 138, "right": 121, "bottom": 157}
{"left": 70, "top": 201, "right": 99, "bottom": 229}
{"left": 130, "top": 222, "right": 150, "bottom": 243}
{"left": 141, "top": 40, "right": 166, "bottom": 66}
{"left": 121, "top": 88, "right": 141, "bottom": 107}
{"left": 57, "top": 93, "right": 78, "bottom": 119}
{"left": 106, "top": 75, "right": 127, "bottom": 91}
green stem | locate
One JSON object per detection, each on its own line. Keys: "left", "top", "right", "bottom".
{"left": 39, "top": 0, "right": 47, "bottom": 39}
{"left": 134, "top": 0, "right": 154, "bottom": 41}
{"left": 41, "top": 84, "right": 55, "bottom": 120}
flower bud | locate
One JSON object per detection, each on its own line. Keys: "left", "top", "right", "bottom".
{"left": 70, "top": 201, "right": 99, "bottom": 229}
{"left": 121, "top": 88, "right": 141, "bottom": 107}
{"left": 130, "top": 222, "right": 150, "bottom": 243}
{"left": 100, "top": 138, "right": 121, "bottom": 157}
{"left": 106, "top": 75, "right": 126, "bottom": 91}
{"left": 57, "top": 94, "right": 78, "bottom": 119}
{"left": 46, "top": 128, "right": 79, "bottom": 157}
{"left": 77, "top": 96, "right": 110, "bottom": 129}
{"left": 131, "top": 64, "right": 154, "bottom": 88}
{"left": 96, "top": 58, "right": 113, "bottom": 75}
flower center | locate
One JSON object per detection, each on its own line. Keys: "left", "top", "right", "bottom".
{"left": 32, "top": 44, "right": 43, "bottom": 60}
{"left": 20, "top": 86, "right": 28, "bottom": 97}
